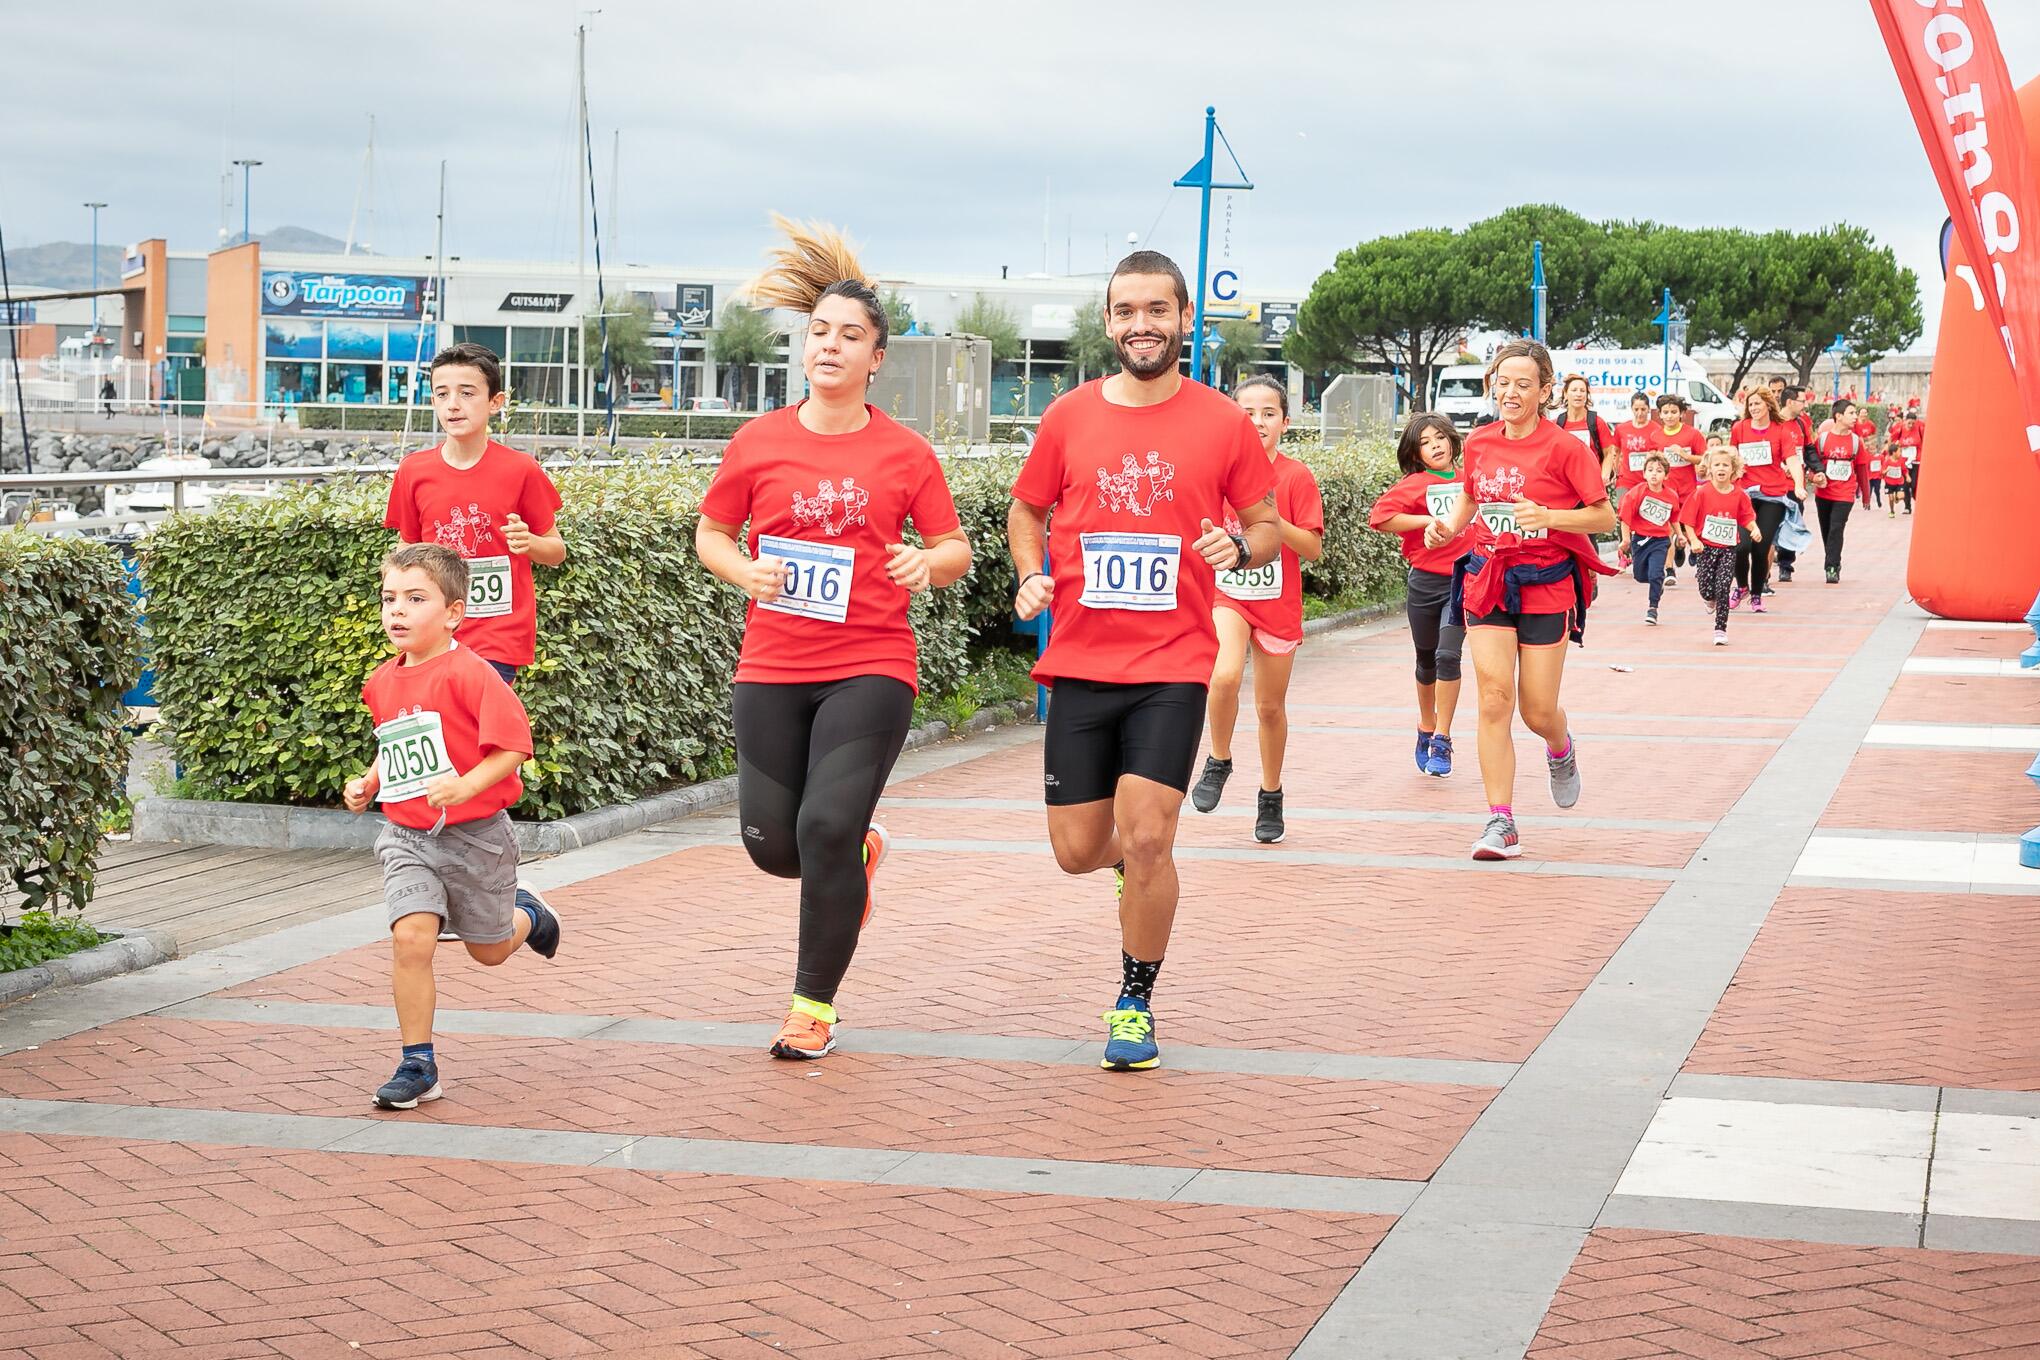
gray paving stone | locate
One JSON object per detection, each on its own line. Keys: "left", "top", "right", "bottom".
{"left": 1923, "top": 1213, "right": 2040, "bottom": 1254}
{"left": 877, "top": 1151, "right": 1198, "bottom": 1202}
{"left": 1600, "top": 1193, "right": 1922, "bottom": 1248}
{"left": 1669, "top": 1073, "right": 1941, "bottom": 1112}
{"left": 598, "top": 1137, "right": 913, "bottom": 1181}
{"left": 1939, "top": 1088, "right": 2040, "bottom": 1119}
{"left": 1172, "top": 1169, "right": 1422, "bottom": 1215}
{"left": 326, "top": 1120, "right": 636, "bottom": 1167}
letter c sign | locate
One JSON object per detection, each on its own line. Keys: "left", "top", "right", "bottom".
{"left": 1211, "top": 269, "right": 1239, "bottom": 302}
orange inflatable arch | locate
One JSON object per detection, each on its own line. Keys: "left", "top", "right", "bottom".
{"left": 1907, "top": 76, "right": 2040, "bottom": 622}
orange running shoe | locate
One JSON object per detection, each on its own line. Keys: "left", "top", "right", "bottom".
{"left": 769, "top": 1007, "right": 836, "bottom": 1060}
{"left": 861, "top": 824, "right": 890, "bottom": 928}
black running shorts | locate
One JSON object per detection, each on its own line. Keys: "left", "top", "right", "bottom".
{"left": 1042, "top": 678, "right": 1208, "bottom": 806}
{"left": 1465, "top": 606, "right": 1572, "bottom": 648}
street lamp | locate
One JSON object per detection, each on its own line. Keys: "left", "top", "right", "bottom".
{"left": 232, "top": 160, "right": 263, "bottom": 245}
{"left": 83, "top": 202, "right": 106, "bottom": 340}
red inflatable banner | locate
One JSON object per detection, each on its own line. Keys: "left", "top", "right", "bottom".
{"left": 1872, "top": 0, "right": 2040, "bottom": 456}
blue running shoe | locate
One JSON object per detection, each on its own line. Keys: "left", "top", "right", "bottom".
{"left": 516, "top": 884, "right": 561, "bottom": 960}
{"left": 374, "top": 1056, "right": 442, "bottom": 1110}
{"left": 1423, "top": 734, "right": 1454, "bottom": 778}
{"left": 1101, "top": 995, "right": 1160, "bottom": 1071}
{"left": 1415, "top": 730, "right": 1434, "bottom": 773}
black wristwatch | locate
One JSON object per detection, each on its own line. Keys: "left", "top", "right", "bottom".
{"left": 1227, "top": 532, "right": 1250, "bottom": 571}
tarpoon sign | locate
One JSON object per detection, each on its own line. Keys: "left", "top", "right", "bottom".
{"left": 262, "top": 271, "right": 425, "bottom": 320}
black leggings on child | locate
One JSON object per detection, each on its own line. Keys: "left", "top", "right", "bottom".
{"left": 733, "top": 675, "right": 915, "bottom": 1005}
{"left": 1695, "top": 546, "right": 1734, "bottom": 630}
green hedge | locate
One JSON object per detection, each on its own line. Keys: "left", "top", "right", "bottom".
{"left": 294, "top": 405, "right": 757, "bottom": 441}
{"left": 0, "top": 532, "right": 140, "bottom": 913}
{"left": 142, "top": 438, "right": 1400, "bottom": 819}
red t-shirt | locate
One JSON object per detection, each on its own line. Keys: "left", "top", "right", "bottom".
{"left": 1679, "top": 483, "right": 1756, "bottom": 549}
{"left": 1649, "top": 424, "right": 1709, "bottom": 497}
{"left": 1013, "top": 378, "right": 1274, "bottom": 686}
{"left": 700, "top": 405, "right": 961, "bottom": 693}
{"left": 1554, "top": 412, "right": 1616, "bottom": 466}
{"left": 1813, "top": 429, "right": 1869, "bottom": 503}
{"left": 385, "top": 442, "right": 563, "bottom": 668}
{"left": 1852, "top": 418, "right": 1876, "bottom": 442}
{"left": 1613, "top": 418, "right": 1660, "bottom": 491}
{"left": 1215, "top": 454, "right": 1324, "bottom": 643}
{"left": 1729, "top": 419, "right": 1798, "bottom": 498}
{"left": 1462, "top": 418, "right": 1609, "bottom": 613}
{"left": 361, "top": 641, "right": 532, "bottom": 831}
{"left": 1618, "top": 482, "right": 1682, "bottom": 539}
{"left": 1368, "top": 468, "right": 1470, "bottom": 576}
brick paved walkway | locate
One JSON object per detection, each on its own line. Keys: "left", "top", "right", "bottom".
{"left": 2, "top": 508, "right": 2036, "bottom": 1359}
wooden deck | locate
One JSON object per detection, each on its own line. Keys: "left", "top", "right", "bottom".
{"left": 66, "top": 839, "right": 384, "bottom": 954}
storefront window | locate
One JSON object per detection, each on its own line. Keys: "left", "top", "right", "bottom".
{"left": 265, "top": 362, "right": 318, "bottom": 405}
{"left": 761, "top": 367, "right": 788, "bottom": 412}
{"left": 509, "top": 365, "right": 568, "bottom": 406}
{"left": 1026, "top": 363, "right": 1073, "bottom": 416}
{"left": 326, "top": 323, "right": 385, "bottom": 361}
{"left": 452, "top": 325, "right": 506, "bottom": 357}
{"left": 387, "top": 325, "right": 431, "bottom": 364}
{"left": 324, "top": 363, "right": 382, "bottom": 404}
{"left": 264, "top": 321, "right": 321, "bottom": 359}
{"left": 386, "top": 365, "right": 430, "bottom": 405}
{"left": 992, "top": 361, "right": 1026, "bottom": 418}
{"left": 510, "top": 326, "right": 570, "bottom": 364}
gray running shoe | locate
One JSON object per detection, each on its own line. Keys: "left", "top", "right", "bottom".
{"left": 1190, "top": 756, "right": 1232, "bottom": 813}
{"left": 1471, "top": 814, "right": 1521, "bottom": 861}
{"left": 1547, "top": 737, "right": 1582, "bottom": 809}
{"left": 1254, "top": 788, "right": 1285, "bottom": 844}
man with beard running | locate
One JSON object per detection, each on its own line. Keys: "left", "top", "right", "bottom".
{"left": 1008, "top": 251, "right": 1279, "bottom": 1072}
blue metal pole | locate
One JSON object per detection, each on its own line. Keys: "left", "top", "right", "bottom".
{"left": 1531, "top": 240, "right": 1547, "bottom": 342}
{"left": 1190, "top": 106, "right": 1215, "bottom": 385}
{"left": 1660, "top": 288, "right": 1672, "bottom": 389}
{"left": 86, "top": 204, "right": 103, "bottom": 337}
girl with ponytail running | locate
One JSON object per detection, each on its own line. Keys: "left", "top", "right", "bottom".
{"left": 695, "top": 217, "right": 973, "bottom": 1059}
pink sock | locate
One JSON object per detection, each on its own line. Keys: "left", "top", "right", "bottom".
{"left": 1490, "top": 804, "right": 1512, "bottom": 819}
{"left": 1547, "top": 740, "right": 1571, "bottom": 760}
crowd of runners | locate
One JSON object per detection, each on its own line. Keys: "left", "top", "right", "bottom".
{"left": 340, "top": 225, "right": 1927, "bottom": 1100}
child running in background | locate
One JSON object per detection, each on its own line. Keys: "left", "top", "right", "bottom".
{"left": 1616, "top": 451, "right": 1682, "bottom": 625}
{"left": 1648, "top": 394, "right": 1708, "bottom": 589}
{"left": 1193, "top": 376, "right": 1325, "bottom": 842}
{"left": 1367, "top": 413, "right": 1471, "bottom": 777}
{"left": 1680, "top": 445, "right": 1760, "bottom": 647}
{"left": 1885, "top": 424, "right": 1913, "bottom": 515}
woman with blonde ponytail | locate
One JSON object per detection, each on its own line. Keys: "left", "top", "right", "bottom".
{"left": 695, "top": 216, "right": 972, "bottom": 1059}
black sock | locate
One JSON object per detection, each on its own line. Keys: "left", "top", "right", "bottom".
{"left": 1120, "top": 952, "right": 1162, "bottom": 1002}
{"left": 402, "top": 1041, "right": 434, "bottom": 1067}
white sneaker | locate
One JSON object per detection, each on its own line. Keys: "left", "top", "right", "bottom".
{"left": 1713, "top": 630, "right": 1729, "bottom": 646}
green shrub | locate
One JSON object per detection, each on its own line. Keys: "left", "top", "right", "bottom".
{"left": 294, "top": 405, "right": 758, "bottom": 442}
{"left": 141, "top": 438, "right": 1400, "bottom": 819}
{"left": 0, "top": 531, "right": 140, "bottom": 913}
{"left": 0, "top": 911, "right": 107, "bottom": 972}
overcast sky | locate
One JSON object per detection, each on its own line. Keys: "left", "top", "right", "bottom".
{"left": 10, "top": 0, "right": 2040, "bottom": 349}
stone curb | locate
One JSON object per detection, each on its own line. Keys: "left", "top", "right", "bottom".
{"left": 0, "top": 927, "right": 179, "bottom": 1008}
{"left": 130, "top": 698, "right": 1043, "bottom": 857}
{"left": 127, "top": 599, "right": 1400, "bottom": 857}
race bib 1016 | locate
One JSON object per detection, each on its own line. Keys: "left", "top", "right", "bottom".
{"left": 376, "top": 710, "right": 453, "bottom": 804}
{"left": 1739, "top": 440, "right": 1774, "bottom": 468}
{"left": 466, "top": 555, "right": 512, "bottom": 619}
{"left": 1079, "top": 532, "right": 1181, "bottom": 611}
{"left": 756, "top": 535, "right": 855, "bottom": 624}
{"left": 1701, "top": 514, "right": 1740, "bottom": 548}
{"left": 1477, "top": 502, "right": 1547, "bottom": 540}
{"left": 1217, "top": 556, "right": 1282, "bottom": 602}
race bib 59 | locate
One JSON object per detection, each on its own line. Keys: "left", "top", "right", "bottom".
{"left": 466, "top": 555, "right": 512, "bottom": 619}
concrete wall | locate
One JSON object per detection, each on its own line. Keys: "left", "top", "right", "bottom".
{"left": 203, "top": 242, "right": 261, "bottom": 419}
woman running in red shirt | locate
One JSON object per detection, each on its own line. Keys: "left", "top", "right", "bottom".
{"left": 1726, "top": 387, "right": 1805, "bottom": 613}
{"left": 1553, "top": 374, "right": 1616, "bottom": 483}
{"left": 1425, "top": 339, "right": 1617, "bottom": 861}
{"left": 695, "top": 217, "right": 973, "bottom": 1060}
{"left": 1192, "top": 376, "right": 1325, "bottom": 843}
{"left": 1613, "top": 390, "right": 1659, "bottom": 497}
{"left": 1368, "top": 413, "right": 1471, "bottom": 778}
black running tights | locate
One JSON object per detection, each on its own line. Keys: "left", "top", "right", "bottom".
{"left": 1734, "top": 499, "right": 1789, "bottom": 596}
{"left": 734, "top": 675, "right": 914, "bottom": 1005}
{"left": 1695, "top": 546, "right": 1734, "bottom": 631}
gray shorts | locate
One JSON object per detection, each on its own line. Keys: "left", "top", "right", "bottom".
{"left": 375, "top": 812, "right": 519, "bottom": 944}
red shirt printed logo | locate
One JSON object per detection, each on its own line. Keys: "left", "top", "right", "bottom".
{"left": 790, "top": 478, "right": 870, "bottom": 537}
{"left": 1095, "top": 451, "right": 1176, "bottom": 516}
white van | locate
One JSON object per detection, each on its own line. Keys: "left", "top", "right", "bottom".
{"left": 1432, "top": 364, "right": 1491, "bottom": 430}
{"left": 1548, "top": 349, "right": 1738, "bottom": 434}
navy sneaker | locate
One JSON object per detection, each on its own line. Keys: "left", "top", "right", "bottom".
{"left": 1423, "top": 734, "right": 1454, "bottom": 778}
{"left": 1101, "top": 995, "right": 1160, "bottom": 1071}
{"left": 516, "top": 884, "right": 561, "bottom": 960}
{"left": 374, "top": 1056, "right": 442, "bottom": 1110}
{"left": 1415, "top": 730, "right": 1434, "bottom": 773}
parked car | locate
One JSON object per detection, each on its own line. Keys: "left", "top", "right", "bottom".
{"left": 685, "top": 397, "right": 734, "bottom": 413}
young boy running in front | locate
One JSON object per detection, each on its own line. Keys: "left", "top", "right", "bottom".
{"left": 1616, "top": 452, "right": 1681, "bottom": 625}
{"left": 344, "top": 543, "right": 562, "bottom": 1109}
{"left": 1679, "top": 445, "right": 1760, "bottom": 647}
{"left": 385, "top": 344, "right": 566, "bottom": 687}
